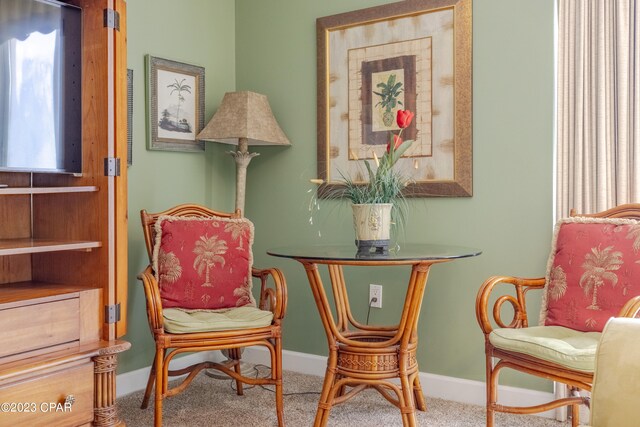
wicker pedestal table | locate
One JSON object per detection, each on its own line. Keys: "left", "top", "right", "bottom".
{"left": 267, "top": 244, "right": 481, "bottom": 427}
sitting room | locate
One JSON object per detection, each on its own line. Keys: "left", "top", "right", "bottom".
{"left": 0, "top": 0, "right": 638, "bottom": 426}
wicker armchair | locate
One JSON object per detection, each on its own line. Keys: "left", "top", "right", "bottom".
{"left": 137, "top": 204, "right": 287, "bottom": 427}
{"left": 476, "top": 204, "right": 640, "bottom": 427}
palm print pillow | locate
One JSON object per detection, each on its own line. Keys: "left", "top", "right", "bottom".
{"left": 540, "top": 217, "right": 640, "bottom": 332}
{"left": 152, "top": 215, "right": 255, "bottom": 310}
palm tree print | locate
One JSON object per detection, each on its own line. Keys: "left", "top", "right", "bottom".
{"left": 158, "top": 249, "right": 182, "bottom": 288}
{"left": 167, "top": 78, "right": 192, "bottom": 125}
{"left": 192, "top": 235, "right": 227, "bottom": 287}
{"left": 233, "top": 285, "right": 252, "bottom": 307}
{"left": 579, "top": 245, "right": 623, "bottom": 310}
{"left": 224, "top": 222, "right": 248, "bottom": 250}
{"left": 548, "top": 265, "right": 568, "bottom": 301}
{"left": 625, "top": 224, "right": 640, "bottom": 253}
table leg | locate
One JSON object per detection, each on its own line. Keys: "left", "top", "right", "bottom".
{"left": 413, "top": 374, "right": 427, "bottom": 411}
{"left": 314, "top": 354, "right": 338, "bottom": 427}
{"left": 400, "top": 372, "right": 418, "bottom": 427}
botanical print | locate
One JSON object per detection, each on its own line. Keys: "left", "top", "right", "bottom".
{"left": 333, "top": 13, "right": 446, "bottom": 183}
{"left": 192, "top": 235, "right": 227, "bottom": 287}
{"left": 156, "top": 69, "right": 197, "bottom": 141}
{"left": 579, "top": 245, "right": 623, "bottom": 310}
{"left": 372, "top": 70, "right": 405, "bottom": 131}
{"left": 548, "top": 265, "right": 567, "bottom": 301}
{"left": 346, "top": 37, "right": 433, "bottom": 165}
{"left": 544, "top": 220, "right": 640, "bottom": 332}
{"left": 157, "top": 249, "right": 182, "bottom": 288}
{"left": 224, "top": 221, "right": 249, "bottom": 250}
{"left": 233, "top": 285, "right": 252, "bottom": 307}
{"left": 626, "top": 224, "right": 640, "bottom": 253}
{"left": 155, "top": 216, "right": 255, "bottom": 310}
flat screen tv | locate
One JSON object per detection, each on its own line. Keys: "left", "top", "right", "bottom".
{"left": 0, "top": 0, "right": 82, "bottom": 174}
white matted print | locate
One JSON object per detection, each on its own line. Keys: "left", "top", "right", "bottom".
{"left": 146, "top": 56, "right": 205, "bottom": 152}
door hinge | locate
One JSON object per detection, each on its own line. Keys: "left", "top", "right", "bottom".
{"left": 105, "top": 303, "right": 121, "bottom": 324}
{"left": 104, "top": 157, "right": 121, "bottom": 177}
{"left": 104, "top": 8, "right": 120, "bottom": 31}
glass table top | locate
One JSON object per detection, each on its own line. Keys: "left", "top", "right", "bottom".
{"left": 267, "top": 243, "right": 482, "bottom": 262}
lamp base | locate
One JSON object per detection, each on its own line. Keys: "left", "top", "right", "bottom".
{"left": 228, "top": 148, "right": 259, "bottom": 215}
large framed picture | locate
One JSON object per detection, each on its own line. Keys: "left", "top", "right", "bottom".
{"left": 316, "top": 0, "right": 472, "bottom": 197}
{"left": 146, "top": 55, "right": 205, "bottom": 152}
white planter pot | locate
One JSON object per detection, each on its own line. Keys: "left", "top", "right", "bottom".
{"left": 351, "top": 203, "right": 393, "bottom": 254}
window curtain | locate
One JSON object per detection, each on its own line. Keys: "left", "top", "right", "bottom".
{"left": 556, "top": 0, "right": 640, "bottom": 219}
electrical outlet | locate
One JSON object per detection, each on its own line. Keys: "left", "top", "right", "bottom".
{"left": 369, "top": 284, "right": 382, "bottom": 308}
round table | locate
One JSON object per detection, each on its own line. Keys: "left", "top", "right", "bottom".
{"left": 268, "top": 243, "right": 481, "bottom": 427}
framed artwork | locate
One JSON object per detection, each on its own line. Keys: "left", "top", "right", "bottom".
{"left": 145, "top": 55, "right": 205, "bottom": 152}
{"left": 316, "top": 0, "right": 472, "bottom": 197}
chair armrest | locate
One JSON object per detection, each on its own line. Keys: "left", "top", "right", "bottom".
{"left": 252, "top": 266, "right": 287, "bottom": 322}
{"left": 475, "top": 275, "right": 546, "bottom": 336}
{"left": 137, "top": 265, "right": 165, "bottom": 333}
{"left": 618, "top": 295, "right": 640, "bottom": 318}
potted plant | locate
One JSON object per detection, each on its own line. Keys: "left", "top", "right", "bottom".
{"left": 313, "top": 109, "right": 415, "bottom": 255}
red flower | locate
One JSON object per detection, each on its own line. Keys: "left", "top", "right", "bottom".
{"left": 386, "top": 135, "right": 403, "bottom": 153}
{"left": 396, "top": 110, "right": 414, "bottom": 129}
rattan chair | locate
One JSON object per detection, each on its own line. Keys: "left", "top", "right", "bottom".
{"left": 137, "top": 204, "right": 287, "bottom": 427}
{"left": 476, "top": 204, "right": 640, "bottom": 427}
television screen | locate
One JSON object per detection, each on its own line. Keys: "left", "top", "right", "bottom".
{"left": 0, "top": 0, "right": 82, "bottom": 174}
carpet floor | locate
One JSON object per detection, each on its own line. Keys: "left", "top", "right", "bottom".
{"left": 117, "top": 368, "right": 572, "bottom": 426}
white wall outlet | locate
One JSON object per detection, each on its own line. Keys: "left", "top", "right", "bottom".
{"left": 369, "top": 284, "right": 382, "bottom": 308}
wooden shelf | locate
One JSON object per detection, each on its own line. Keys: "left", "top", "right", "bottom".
{"left": 0, "top": 186, "right": 98, "bottom": 195}
{"left": 0, "top": 282, "right": 92, "bottom": 305}
{"left": 0, "top": 239, "right": 102, "bottom": 256}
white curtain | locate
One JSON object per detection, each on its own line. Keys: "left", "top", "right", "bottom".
{"left": 556, "top": 0, "right": 640, "bottom": 219}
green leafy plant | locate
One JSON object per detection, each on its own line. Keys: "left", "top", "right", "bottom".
{"left": 374, "top": 74, "right": 404, "bottom": 126}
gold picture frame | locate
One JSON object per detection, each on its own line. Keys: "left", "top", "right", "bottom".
{"left": 316, "top": 0, "right": 472, "bottom": 197}
{"left": 146, "top": 55, "right": 205, "bottom": 152}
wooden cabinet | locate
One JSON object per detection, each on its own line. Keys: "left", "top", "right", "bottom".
{"left": 0, "top": 0, "right": 129, "bottom": 425}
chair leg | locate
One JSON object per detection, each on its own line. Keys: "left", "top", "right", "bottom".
{"left": 228, "top": 348, "right": 244, "bottom": 396}
{"left": 141, "top": 354, "right": 157, "bottom": 409}
{"left": 274, "top": 338, "right": 284, "bottom": 427}
{"left": 571, "top": 402, "right": 580, "bottom": 427}
{"left": 486, "top": 354, "right": 496, "bottom": 427}
{"left": 154, "top": 348, "right": 165, "bottom": 427}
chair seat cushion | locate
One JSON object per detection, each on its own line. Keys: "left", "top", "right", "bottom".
{"left": 163, "top": 306, "right": 274, "bottom": 334}
{"left": 489, "top": 326, "right": 601, "bottom": 372}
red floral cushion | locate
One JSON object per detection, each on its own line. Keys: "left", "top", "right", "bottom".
{"left": 152, "top": 215, "right": 255, "bottom": 310}
{"left": 541, "top": 217, "right": 640, "bottom": 332}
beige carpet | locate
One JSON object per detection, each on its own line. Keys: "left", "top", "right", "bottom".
{"left": 117, "top": 368, "right": 570, "bottom": 426}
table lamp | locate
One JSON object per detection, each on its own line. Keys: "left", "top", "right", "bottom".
{"left": 196, "top": 91, "right": 290, "bottom": 215}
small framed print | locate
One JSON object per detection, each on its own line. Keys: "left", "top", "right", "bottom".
{"left": 146, "top": 55, "right": 205, "bottom": 152}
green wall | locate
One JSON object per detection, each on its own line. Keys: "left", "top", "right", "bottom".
{"left": 123, "top": 0, "right": 555, "bottom": 392}
{"left": 122, "top": 0, "right": 237, "bottom": 372}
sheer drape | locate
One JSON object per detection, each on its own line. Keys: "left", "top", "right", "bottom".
{"left": 556, "top": 0, "right": 640, "bottom": 219}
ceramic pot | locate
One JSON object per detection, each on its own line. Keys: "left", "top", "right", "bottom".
{"left": 351, "top": 203, "right": 392, "bottom": 254}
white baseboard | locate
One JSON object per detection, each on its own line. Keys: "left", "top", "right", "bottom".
{"left": 117, "top": 348, "right": 555, "bottom": 418}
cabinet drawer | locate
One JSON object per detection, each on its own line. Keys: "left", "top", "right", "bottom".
{"left": 0, "top": 362, "right": 94, "bottom": 426}
{"left": 0, "top": 298, "right": 79, "bottom": 359}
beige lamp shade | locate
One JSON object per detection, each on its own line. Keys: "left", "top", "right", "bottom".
{"left": 196, "top": 91, "right": 290, "bottom": 147}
